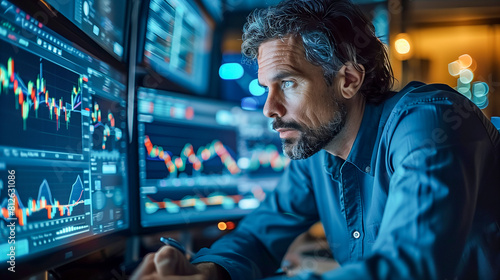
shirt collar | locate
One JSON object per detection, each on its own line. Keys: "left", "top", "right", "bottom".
{"left": 322, "top": 102, "right": 382, "bottom": 178}
{"left": 346, "top": 101, "right": 383, "bottom": 175}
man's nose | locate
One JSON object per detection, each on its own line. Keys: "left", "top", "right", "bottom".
{"left": 263, "top": 89, "right": 286, "bottom": 118}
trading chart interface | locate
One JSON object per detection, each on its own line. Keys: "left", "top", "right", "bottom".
{"left": 137, "top": 88, "right": 288, "bottom": 228}
{"left": 0, "top": 0, "right": 129, "bottom": 263}
{"left": 45, "top": 0, "right": 127, "bottom": 60}
{"left": 143, "top": 0, "right": 211, "bottom": 94}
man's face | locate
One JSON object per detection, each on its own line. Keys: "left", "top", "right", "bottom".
{"left": 257, "top": 36, "right": 347, "bottom": 160}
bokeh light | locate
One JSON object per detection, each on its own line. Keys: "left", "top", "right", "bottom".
{"left": 448, "top": 61, "right": 461, "bottom": 76}
{"left": 457, "top": 79, "right": 470, "bottom": 95}
{"left": 395, "top": 38, "right": 410, "bottom": 54}
{"left": 459, "top": 69, "right": 474, "bottom": 84}
{"left": 474, "top": 94, "right": 489, "bottom": 109}
{"left": 468, "top": 59, "right": 477, "bottom": 72}
{"left": 215, "top": 110, "right": 233, "bottom": 125}
{"left": 393, "top": 33, "right": 412, "bottom": 60}
{"left": 458, "top": 54, "right": 473, "bottom": 69}
{"left": 249, "top": 79, "right": 266, "bottom": 96}
{"left": 477, "top": 99, "right": 489, "bottom": 110}
{"left": 474, "top": 94, "right": 488, "bottom": 105}
{"left": 226, "top": 221, "right": 235, "bottom": 230}
{"left": 219, "top": 63, "right": 244, "bottom": 80}
{"left": 237, "top": 157, "right": 250, "bottom": 169}
{"left": 449, "top": 55, "right": 489, "bottom": 110}
{"left": 472, "top": 82, "right": 489, "bottom": 98}
{"left": 241, "top": 97, "right": 258, "bottom": 111}
{"left": 218, "top": 222, "right": 227, "bottom": 231}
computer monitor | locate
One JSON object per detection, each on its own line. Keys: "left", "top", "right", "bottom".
{"left": 201, "top": 0, "right": 223, "bottom": 22}
{"left": 141, "top": 0, "right": 212, "bottom": 95}
{"left": 44, "top": 0, "right": 129, "bottom": 61}
{"left": 0, "top": 0, "right": 129, "bottom": 277}
{"left": 137, "top": 87, "right": 288, "bottom": 229}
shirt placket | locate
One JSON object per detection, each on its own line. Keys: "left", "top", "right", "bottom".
{"left": 340, "top": 162, "right": 364, "bottom": 261}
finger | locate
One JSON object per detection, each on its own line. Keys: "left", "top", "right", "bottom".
{"left": 131, "top": 253, "right": 157, "bottom": 280}
{"left": 154, "top": 245, "right": 184, "bottom": 276}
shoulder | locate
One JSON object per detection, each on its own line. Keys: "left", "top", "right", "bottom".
{"left": 383, "top": 82, "right": 491, "bottom": 133}
{"left": 382, "top": 82, "right": 467, "bottom": 115}
{"left": 380, "top": 82, "right": 499, "bottom": 163}
{"left": 396, "top": 82, "right": 466, "bottom": 108}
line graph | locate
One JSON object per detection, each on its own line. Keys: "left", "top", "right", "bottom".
{"left": 144, "top": 192, "right": 242, "bottom": 214}
{"left": 244, "top": 144, "right": 290, "bottom": 173}
{"left": 142, "top": 122, "right": 239, "bottom": 180}
{"left": 0, "top": 167, "right": 88, "bottom": 226}
{"left": 144, "top": 135, "right": 240, "bottom": 178}
{"left": 0, "top": 46, "right": 84, "bottom": 153}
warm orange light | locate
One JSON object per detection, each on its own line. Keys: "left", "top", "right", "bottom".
{"left": 393, "top": 33, "right": 413, "bottom": 60}
{"left": 218, "top": 222, "right": 227, "bottom": 231}
{"left": 458, "top": 54, "right": 473, "bottom": 69}
{"left": 226, "top": 221, "right": 235, "bottom": 230}
{"left": 395, "top": 38, "right": 411, "bottom": 55}
{"left": 468, "top": 59, "right": 477, "bottom": 72}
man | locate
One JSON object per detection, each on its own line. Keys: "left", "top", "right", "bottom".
{"left": 132, "top": 0, "right": 500, "bottom": 279}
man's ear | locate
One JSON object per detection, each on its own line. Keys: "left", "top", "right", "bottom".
{"left": 336, "top": 62, "right": 365, "bottom": 99}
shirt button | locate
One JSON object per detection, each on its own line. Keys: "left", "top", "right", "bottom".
{"left": 353, "top": 231, "right": 361, "bottom": 239}
{"left": 365, "top": 166, "right": 371, "bottom": 173}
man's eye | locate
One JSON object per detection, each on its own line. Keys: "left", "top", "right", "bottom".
{"left": 281, "top": 81, "right": 294, "bottom": 89}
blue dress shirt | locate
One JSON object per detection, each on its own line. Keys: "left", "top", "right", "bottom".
{"left": 191, "top": 82, "right": 500, "bottom": 280}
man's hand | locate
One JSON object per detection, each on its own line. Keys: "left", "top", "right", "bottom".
{"left": 131, "top": 245, "right": 229, "bottom": 280}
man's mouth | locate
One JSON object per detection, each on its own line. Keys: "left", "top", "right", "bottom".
{"left": 276, "top": 128, "right": 300, "bottom": 139}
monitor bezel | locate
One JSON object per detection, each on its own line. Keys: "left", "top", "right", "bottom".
{"left": 0, "top": 229, "right": 130, "bottom": 278}
{"left": 0, "top": 1, "right": 133, "bottom": 277}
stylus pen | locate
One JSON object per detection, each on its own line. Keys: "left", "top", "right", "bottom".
{"left": 160, "top": 237, "right": 195, "bottom": 256}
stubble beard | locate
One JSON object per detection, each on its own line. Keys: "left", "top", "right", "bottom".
{"left": 275, "top": 101, "right": 347, "bottom": 160}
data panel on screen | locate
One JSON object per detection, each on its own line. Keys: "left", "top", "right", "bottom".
{"left": 143, "top": 0, "right": 211, "bottom": 94}
{"left": 44, "top": 0, "right": 127, "bottom": 60}
{"left": 0, "top": 0, "right": 129, "bottom": 266}
{"left": 137, "top": 88, "right": 289, "bottom": 228}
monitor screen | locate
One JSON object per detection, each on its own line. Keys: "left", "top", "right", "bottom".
{"left": 200, "top": 0, "right": 223, "bottom": 22}
{"left": 0, "top": 0, "right": 129, "bottom": 274}
{"left": 44, "top": 0, "right": 127, "bottom": 61}
{"left": 143, "top": 0, "right": 212, "bottom": 94}
{"left": 137, "top": 88, "right": 288, "bottom": 228}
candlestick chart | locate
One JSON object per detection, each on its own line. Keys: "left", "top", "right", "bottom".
{"left": 0, "top": 47, "right": 84, "bottom": 154}
{"left": 91, "top": 96, "right": 124, "bottom": 154}
{"left": 142, "top": 122, "right": 239, "bottom": 180}
{"left": 0, "top": 166, "right": 88, "bottom": 227}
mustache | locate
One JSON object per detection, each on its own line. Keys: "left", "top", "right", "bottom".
{"left": 272, "top": 118, "right": 302, "bottom": 131}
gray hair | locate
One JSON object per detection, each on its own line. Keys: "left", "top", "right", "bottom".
{"left": 242, "top": 0, "right": 394, "bottom": 103}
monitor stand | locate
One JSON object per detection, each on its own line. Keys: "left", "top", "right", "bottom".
{"left": 120, "top": 234, "right": 141, "bottom": 275}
